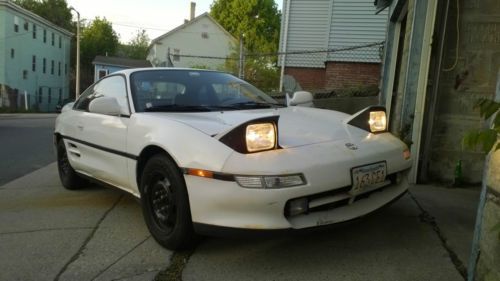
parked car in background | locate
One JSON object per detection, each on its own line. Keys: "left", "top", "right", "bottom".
{"left": 54, "top": 68, "right": 412, "bottom": 250}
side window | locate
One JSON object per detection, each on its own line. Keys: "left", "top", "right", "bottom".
{"left": 92, "top": 75, "right": 130, "bottom": 115}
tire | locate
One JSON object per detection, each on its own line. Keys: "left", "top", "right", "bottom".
{"left": 140, "top": 154, "right": 196, "bottom": 250}
{"left": 57, "top": 139, "right": 86, "bottom": 190}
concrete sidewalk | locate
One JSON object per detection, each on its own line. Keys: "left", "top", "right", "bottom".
{"left": 0, "top": 163, "right": 480, "bottom": 281}
{"left": 0, "top": 163, "right": 171, "bottom": 281}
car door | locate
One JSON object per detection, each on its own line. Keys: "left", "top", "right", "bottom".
{"left": 71, "top": 75, "right": 132, "bottom": 191}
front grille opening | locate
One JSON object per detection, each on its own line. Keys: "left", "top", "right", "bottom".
{"left": 284, "top": 173, "right": 398, "bottom": 217}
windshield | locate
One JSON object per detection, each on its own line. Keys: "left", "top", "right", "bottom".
{"left": 130, "top": 70, "right": 282, "bottom": 112}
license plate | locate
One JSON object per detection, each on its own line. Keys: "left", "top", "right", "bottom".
{"left": 351, "top": 162, "right": 387, "bottom": 193}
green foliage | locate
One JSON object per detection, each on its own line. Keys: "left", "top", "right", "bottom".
{"left": 462, "top": 98, "right": 500, "bottom": 152}
{"left": 117, "top": 30, "right": 150, "bottom": 60}
{"left": 14, "top": 0, "right": 73, "bottom": 31}
{"left": 210, "top": 0, "right": 281, "bottom": 53}
{"left": 221, "top": 47, "right": 279, "bottom": 93}
{"left": 80, "top": 17, "right": 119, "bottom": 69}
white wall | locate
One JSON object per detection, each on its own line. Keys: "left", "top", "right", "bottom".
{"left": 148, "top": 16, "right": 236, "bottom": 70}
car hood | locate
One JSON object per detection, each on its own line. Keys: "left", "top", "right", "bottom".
{"left": 148, "top": 107, "right": 358, "bottom": 148}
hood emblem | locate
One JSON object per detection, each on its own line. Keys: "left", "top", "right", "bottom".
{"left": 345, "top": 143, "right": 358, "bottom": 150}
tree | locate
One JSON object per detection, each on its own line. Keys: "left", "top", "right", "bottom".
{"left": 80, "top": 17, "right": 119, "bottom": 68}
{"left": 117, "top": 29, "right": 150, "bottom": 59}
{"left": 14, "top": 0, "right": 73, "bottom": 31}
{"left": 210, "top": 0, "right": 281, "bottom": 53}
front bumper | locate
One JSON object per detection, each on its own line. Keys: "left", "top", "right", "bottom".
{"left": 185, "top": 170, "right": 409, "bottom": 231}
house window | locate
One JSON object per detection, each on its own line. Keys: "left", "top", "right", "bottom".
{"left": 58, "top": 88, "right": 62, "bottom": 103}
{"left": 24, "top": 20, "right": 28, "bottom": 31}
{"left": 43, "top": 58, "right": 46, "bottom": 73}
{"left": 10, "top": 49, "right": 14, "bottom": 58}
{"left": 98, "top": 69, "right": 108, "bottom": 79}
{"left": 22, "top": 70, "right": 28, "bottom": 79}
{"left": 201, "top": 32, "right": 209, "bottom": 39}
{"left": 51, "top": 60, "right": 54, "bottom": 75}
{"left": 58, "top": 36, "right": 61, "bottom": 48}
{"left": 43, "top": 30, "right": 46, "bottom": 43}
{"left": 14, "top": 16, "right": 19, "bottom": 32}
{"left": 173, "top": 49, "right": 180, "bottom": 61}
{"left": 33, "top": 24, "right": 36, "bottom": 39}
{"left": 65, "top": 63, "right": 67, "bottom": 75}
{"left": 58, "top": 62, "right": 61, "bottom": 76}
{"left": 32, "top": 55, "right": 36, "bottom": 71}
{"left": 51, "top": 33, "right": 54, "bottom": 46}
{"left": 38, "top": 88, "right": 42, "bottom": 103}
{"left": 48, "top": 88, "right": 52, "bottom": 103}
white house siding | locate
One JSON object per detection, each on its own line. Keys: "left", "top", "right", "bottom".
{"left": 327, "top": 0, "right": 388, "bottom": 63}
{"left": 147, "top": 15, "right": 236, "bottom": 70}
{"left": 279, "top": 0, "right": 331, "bottom": 68}
{"left": 279, "top": 0, "right": 388, "bottom": 67}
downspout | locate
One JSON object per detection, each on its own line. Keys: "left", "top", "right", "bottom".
{"left": 279, "top": 0, "right": 291, "bottom": 93}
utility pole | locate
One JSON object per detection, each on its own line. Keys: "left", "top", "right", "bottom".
{"left": 70, "top": 7, "right": 80, "bottom": 99}
{"left": 239, "top": 34, "right": 244, "bottom": 79}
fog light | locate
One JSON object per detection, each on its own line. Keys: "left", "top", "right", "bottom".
{"left": 263, "top": 174, "right": 305, "bottom": 188}
{"left": 287, "top": 198, "right": 308, "bottom": 216}
{"left": 235, "top": 174, "right": 306, "bottom": 189}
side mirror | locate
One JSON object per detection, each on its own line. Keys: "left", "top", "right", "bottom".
{"left": 288, "top": 91, "right": 313, "bottom": 107}
{"left": 88, "top": 97, "right": 121, "bottom": 116}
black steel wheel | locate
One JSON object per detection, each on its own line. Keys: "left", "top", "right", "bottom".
{"left": 140, "top": 154, "right": 196, "bottom": 250}
{"left": 57, "top": 140, "right": 86, "bottom": 190}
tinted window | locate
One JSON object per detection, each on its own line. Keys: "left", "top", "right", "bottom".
{"left": 74, "top": 76, "right": 129, "bottom": 115}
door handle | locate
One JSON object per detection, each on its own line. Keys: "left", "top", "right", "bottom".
{"left": 77, "top": 124, "right": 84, "bottom": 130}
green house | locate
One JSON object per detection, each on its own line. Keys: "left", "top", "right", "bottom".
{"left": 0, "top": 0, "right": 72, "bottom": 112}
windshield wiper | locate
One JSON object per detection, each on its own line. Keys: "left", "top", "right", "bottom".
{"left": 227, "top": 101, "right": 286, "bottom": 109}
{"left": 144, "top": 104, "right": 212, "bottom": 112}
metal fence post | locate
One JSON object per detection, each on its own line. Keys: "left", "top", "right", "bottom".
{"left": 239, "top": 34, "right": 244, "bottom": 79}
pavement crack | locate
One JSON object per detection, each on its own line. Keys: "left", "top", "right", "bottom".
{"left": 90, "top": 235, "right": 151, "bottom": 281}
{"left": 408, "top": 191, "right": 467, "bottom": 280}
{"left": 0, "top": 227, "right": 94, "bottom": 236}
{"left": 154, "top": 246, "right": 198, "bottom": 281}
{"left": 53, "top": 194, "right": 124, "bottom": 281}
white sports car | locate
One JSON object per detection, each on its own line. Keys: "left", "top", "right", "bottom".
{"left": 54, "top": 68, "right": 411, "bottom": 250}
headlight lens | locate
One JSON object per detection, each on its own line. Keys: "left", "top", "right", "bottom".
{"left": 246, "top": 123, "right": 276, "bottom": 152}
{"left": 235, "top": 174, "right": 306, "bottom": 189}
{"left": 369, "top": 111, "right": 387, "bottom": 132}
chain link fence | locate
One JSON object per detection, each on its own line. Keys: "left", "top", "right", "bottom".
{"left": 166, "top": 41, "right": 384, "bottom": 97}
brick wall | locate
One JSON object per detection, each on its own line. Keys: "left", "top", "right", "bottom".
{"left": 325, "top": 62, "right": 381, "bottom": 91}
{"left": 285, "top": 62, "right": 381, "bottom": 93}
{"left": 284, "top": 67, "right": 326, "bottom": 93}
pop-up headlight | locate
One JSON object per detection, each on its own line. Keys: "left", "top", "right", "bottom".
{"left": 347, "top": 106, "right": 388, "bottom": 133}
{"left": 246, "top": 123, "right": 276, "bottom": 152}
{"left": 369, "top": 111, "right": 387, "bottom": 132}
{"left": 219, "top": 116, "right": 280, "bottom": 154}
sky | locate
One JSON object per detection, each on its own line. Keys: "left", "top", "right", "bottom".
{"left": 66, "top": 0, "right": 283, "bottom": 44}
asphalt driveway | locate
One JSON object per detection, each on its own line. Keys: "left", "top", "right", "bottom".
{"left": 0, "top": 162, "right": 479, "bottom": 281}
